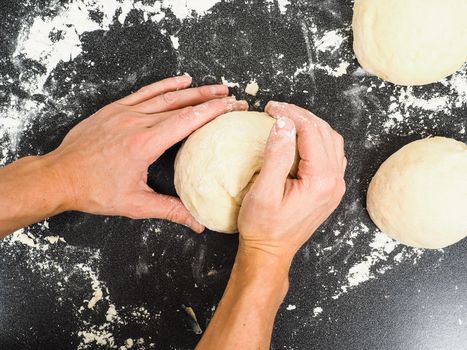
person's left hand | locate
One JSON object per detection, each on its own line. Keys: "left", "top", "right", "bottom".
{"left": 44, "top": 75, "right": 248, "bottom": 232}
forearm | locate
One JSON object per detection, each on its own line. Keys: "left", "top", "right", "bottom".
{"left": 197, "top": 246, "right": 291, "bottom": 350}
{"left": 0, "top": 155, "right": 68, "bottom": 237}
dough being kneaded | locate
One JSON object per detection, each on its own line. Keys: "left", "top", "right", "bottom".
{"left": 174, "top": 111, "right": 297, "bottom": 233}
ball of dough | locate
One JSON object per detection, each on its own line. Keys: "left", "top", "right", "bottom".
{"left": 352, "top": 0, "right": 467, "bottom": 86}
{"left": 367, "top": 137, "right": 467, "bottom": 249}
{"left": 174, "top": 111, "right": 297, "bottom": 233}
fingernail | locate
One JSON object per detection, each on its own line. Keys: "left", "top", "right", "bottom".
{"left": 185, "top": 217, "right": 205, "bottom": 233}
{"left": 210, "top": 85, "right": 228, "bottom": 96}
{"left": 269, "top": 101, "right": 279, "bottom": 107}
{"left": 232, "top": 100, "right": 249, "bottom": 111}
{"left": 269, "top": 101, "right": 286, "bottom": 108}
{"left": 176, "top": 74, "right": 192, "bottom": 83}
{"left": 195, "top": 225, "right": 205, "bottom": 234}
{"left": 225, "top": 96, "right": 237, "bottom": 111}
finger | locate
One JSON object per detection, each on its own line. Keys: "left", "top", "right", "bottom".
{"left": 333, "top": 131, "right": 345, "bottom": 172}
{"left": 134, "top": 192, "right": 205, "bottom": 233}
{"left": 320, "top": 125, "right": 339, "bottom": 173}
{"left": 134, "top": 85, "right": 229, "bottom": 114}
{"left": 265, "top": 101, "right": 328, "bottom": 178}
{"left": 149, "top": 96, "right": 249, "bottom": 151}
{"left": 342, "top": 156, "right": 348, "bottom": 176}
{"left": 117, "top": 75, "right": 193, "bottom": 106}
{"left": 251, "top": 117, "right": 297, "bottom": 203}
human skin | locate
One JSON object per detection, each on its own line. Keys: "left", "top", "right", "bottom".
{"left": 0, "top": 75, "right": 248, "bottom": 236}
{"left": 0, "top": 77, "right": 346, "bottom": 349}
{"left": 196, "top": 101, "right": 346, "bottom": 350}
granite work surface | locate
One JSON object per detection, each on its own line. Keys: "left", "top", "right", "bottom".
{"left": 0, "top": 0, "right": 466, "bottom": 349}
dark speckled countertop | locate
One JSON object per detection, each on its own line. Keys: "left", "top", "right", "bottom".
{"left": 0, "top": 1, "right": 466, "bottom": 349}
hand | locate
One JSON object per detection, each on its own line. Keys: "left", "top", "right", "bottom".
{"left": 197, "top": 103, "right": 345, "bottom": 349}
{"left": 238, "top": 101, "right": 346, "bottom": 265}
{"left": 44, "top": 75, "right": 248, "bottom": 232}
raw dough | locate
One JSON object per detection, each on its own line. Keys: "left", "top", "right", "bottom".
{"left": 367, "top": 137, "right": 467, "bottom": 249}
{"left": 174, "top": 111, "right": 297, "bottom": 233}
{"left": 245, "top": 81, "right": 259, "bottom": 96}
{"left": 352, "top": 0, "right": 467, "bottom": 86}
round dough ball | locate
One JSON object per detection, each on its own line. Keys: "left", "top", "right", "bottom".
{"left": 353, "top": 0, "right": 467, "bottom": 86}
{"left": 174, "top": 111, "right": 297, "bottom": 233}
{"left": 367, "top": 137, "right": 467, "bottom": 249}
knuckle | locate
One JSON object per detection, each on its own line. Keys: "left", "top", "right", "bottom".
{"left": 303, "top": 109, "right": 315, "bottom": 120}
{"left": 198, "top": 85, "right": 213, "bottom": 98}
{"left": 274, "top": 101, "right": 289, "bottom": 113}
{"left": 162, "top": 91, "right": 177, "bottom": 105}
{"left": 318, "top": 119, "right": 331, "bottom": 130}
{"left": 178, "top": 106, "right": 195, "bottom": 120}
{"left": 165, "top": 203, "right": 184, "bottom": 223}
{"left": 137, "top": 85, "right": 150, "bottom": 95}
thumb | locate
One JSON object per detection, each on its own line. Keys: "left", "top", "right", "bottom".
{"left": 136, "top": 192, "right": 205, "bottom": 233}
{"left": 252, "top": 117, "right": 296, "bottom": 202}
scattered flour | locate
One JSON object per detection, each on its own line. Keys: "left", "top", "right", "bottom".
{"left": 294, "top": 27, "right": 350, "bottom": 79}
{"left": 286, "top": 304, "right": 297, "bottom": 311}
{"left": 221, "top": 76, "right": 240, "bottom": 88}
{"left": 9, "top": 229, "right": 39, "bottom": 248}
{"left": 170, "top": 35, "right": 180, "bottom": 49}
{"left": 106, "top": 304, "right": 118, "bottom": 322}
{"left": 331, "top": 226, "right": 425, "bottom": 300}
{"left": 313, "top": 307, "right": 323, "bottom": 317}
{"left": 315, "top": 30, "right": 346, "bottom": 53}
{"left": 276, "top": 0, "right": 290, "bottom": 14}
{"left": 2, "top": 0, "right": 227, "bottom": 158}
{"left": 1, "top": 0, "right": 464, "bottom": 341}
{"left": 44, "top": 235, "right": 66, "bottom": 244}
{"left": 160, "top": 0, "right": 220, "bottom": 19}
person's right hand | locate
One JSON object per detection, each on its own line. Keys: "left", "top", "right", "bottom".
{"left": 238, "top": 101, "right": 346, "bottom": 265}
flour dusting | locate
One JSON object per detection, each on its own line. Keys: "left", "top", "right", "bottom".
{"left": 0, "top": 0, "right": 465, "bottom": 346}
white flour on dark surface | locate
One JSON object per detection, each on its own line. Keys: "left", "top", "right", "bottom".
{"left": 0, "top": 0, "right": 466, "bottom": 348}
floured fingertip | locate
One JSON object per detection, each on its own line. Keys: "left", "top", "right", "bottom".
{"left": 273, "top": 117, "right": 296, "bottom": 140}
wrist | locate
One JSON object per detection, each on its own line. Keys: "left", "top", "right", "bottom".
{"left": 231, "top": 242, "right": 291, "bottom": 302}
{"left": 237, "top": 237, "right": 295, "bottom": 271}
{"left": 37, "top": 153, "right": 76, "bottom": 213}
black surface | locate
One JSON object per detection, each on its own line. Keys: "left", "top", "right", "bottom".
{"left": 0, "top": 1, "right": 466, "bottom": 349}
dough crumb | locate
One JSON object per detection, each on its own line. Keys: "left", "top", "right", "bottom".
{"left": 245, "top": 80, "right": 259, "bottom": 96}
{"left": 124, "top": 338, "right": 134, "bottom": 348}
